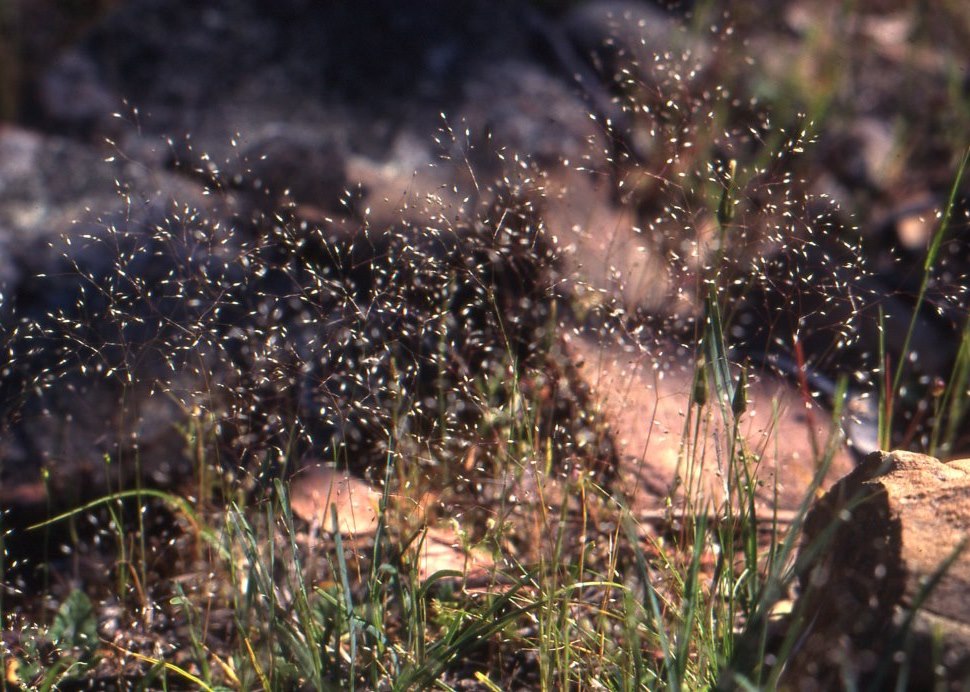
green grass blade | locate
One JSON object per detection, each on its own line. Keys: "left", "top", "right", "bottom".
{"left": 889, "top": 145, "right": 970, "bottom": 430}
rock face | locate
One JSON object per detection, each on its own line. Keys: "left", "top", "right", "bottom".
{"left": 786, "top": 450, "right": 970, "bottom": 689}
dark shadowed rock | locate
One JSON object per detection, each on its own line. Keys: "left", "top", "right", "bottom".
{"left": 225, "top": 126, "right": 348, "bottom": 213}
{"left": 37, "top": 0, "right": 627, "bottom": 238}
{"left": 0, "top": 125, "right": 241, "bottom": 504}
{"left": 39, "top": 1, "right": 563, "bottom": 168}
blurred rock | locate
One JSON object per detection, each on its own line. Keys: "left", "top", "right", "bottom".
{"left": 224, "top": 126, "right": 348, "bottom": 213}
{"left": 0, "top": 0, "right": 120, "bottom": 123}
{"left": 0, "top": 125, "right": 239, "bottom": 504}
{"left": 38, "top": 0, "right": 576, "bottom": 172}
{"left": 566, "top": 332, "right": 857, "bottom": 511}
{"left": 289, "top": 464, "right": 382, "bottom": 536}
{"left": 563, "top": 0, "right": 711, "bottom": 90}
{"left": 36, "top": 0, "right": 624, "bottom": 237}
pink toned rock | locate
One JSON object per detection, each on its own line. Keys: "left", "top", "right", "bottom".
{"left": 288, "top": 465, "right": 382, "bottom": 536}
{"left": 289, "top": 465, "right": 495, "bottom": 588}
{"left": 565, "top": 333, "right": 856, "bottom": 511}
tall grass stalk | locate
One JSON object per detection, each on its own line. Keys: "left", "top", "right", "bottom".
{"left": 888, "top": 145, "right": 970, "bottom": 444}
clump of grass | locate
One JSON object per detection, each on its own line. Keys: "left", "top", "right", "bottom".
{"left": 4, "top": 9, "right": 968, "bottom": 690}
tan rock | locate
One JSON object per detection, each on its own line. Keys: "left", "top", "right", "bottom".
{"left": 289, "top": 464, "right": 495, "bottom": 589}
{"left": 289, "top": 464, "right": 382, "bottom": 536}
{"left": 566, "top": 332, "right": 856, "bottom": 512}
{"left": 788, "top": 450, "right": 970, "bottom": 689}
